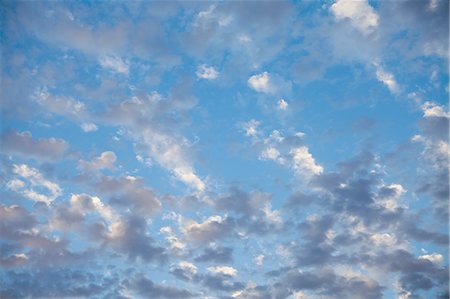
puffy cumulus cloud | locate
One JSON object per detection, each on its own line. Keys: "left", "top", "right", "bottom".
{"left": 0, "top": 130, "right": 69, "bottom": 161}
{"left": 290, "top": 146, "right": 324, "bottom": 178}
{"left": 79, "top": 151, "right": 117, "bottom": 172}
{"left": 7, "top": 164, "right": 62, "bottom": 205}
{"left": 34, "top": 88, "right": 97, "bottom": 132}
{"left": 419, "top": 252, "right": 444, "bottom": 265}
{"left": 182, "top": 215, "right": 234, "bottom": 243}
{"left": 330, "top": 0, "right": 379, "bottom": 35}
{"left": 207, "top": 265, "right": 237, "bottom": 277}
{"left": 248, "top": 72, "right": 273, "bottom": 93}
{"left": 247, "top": 72, "right": 291, "bottom": 95}
{"left": 196, "top": 64, "right": 218, "bottom": 80}
{"left": 99, "top": 55, "right": 129, "bottom": 74}
{"left": 422, "top": 101, "right": 450, "bottom": 118}
{"left": 374, "top": 63, "right": 400, "bottom": 94}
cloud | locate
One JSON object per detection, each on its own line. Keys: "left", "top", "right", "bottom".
{"left": 104, "top": 91, "right": 206, "bottom": 192}
{"left": 34, "top": 88, "right": 97, "bottom": 132}
{"left": 331, "top": 0, "right": 379, "bottom": 35}
{"left": 277, "top": 98, "right": 288, "bottom": 110}
{"left": 170, "top": 261, "right": 198, "bottom": 281}
{"left": 207, "top": 265, "right": 237, "bottom": 277}
{"left": 194, "top": 245, "right": 233, "bottom": 263}
{"left": 374, "top": 63, "right": 400, "bottom": 94}
{"left": 196, "top": 64, "right": 218, "bottom": 80}
{"left": 110, "top": 187, "right": 162, "bottom": 215}
{"left": 79, "top": 151, "right": 117, "bottom": 172}
{"left": 50, "top": 193, "right": 118, "bottom": 233}
{"left": 99, "top": 55, "right": 129, "bottom": 74}
{"left": 290, "top": 146, "right": 324, "bottom": 178}
{"left": 248, "top": 72, "right": 273, "bottom": 93}
{"left": 131, "top": 274, "right": 196, "bottom": 298}
{"left": 242, "top": 119, "right": 260, "bottom": 137}
{"left": 7, "top": 164, "right": 62, "bottom": 205}
{"left": 106, "top": 215, "right": 166, "bottom": 263}
{"left": 0, "top": 130, "right": 69, "bottom": 161}
{"left": 182, "top": 215, "right": 234, "bottom": 243}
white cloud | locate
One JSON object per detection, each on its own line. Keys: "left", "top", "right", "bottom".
{"left": 143, "top": 131, "right": 205, "bottom": 192}
{"left": 290, "top": 146, "right": 324, "bottom": 177}
{"left": 104, "top": 92, "right": 206, "bottom": 192}
{"left": 182, "top": 215, "right": 230, "bottom": 242}
{"left": 330, "top": 0, "right": 379, "bottom": 35}
{"left": 81, "top": 122, "right": 98, "bottom": 132}
{"left": 35, "top": 89, "right": 98, "bottom": 132}
{"left": 8, "top": 164, "right": 62, "bottom": 205}
{"left": 79, "top": 151, "right": 117, "bottom": 171}
{"left": 370, "top": 233, "right": 397, "bottom": 246}
{"left": 419, "top": 253, "right": 443, "bottom": 264}
{"left": 207, "top": 265, "right": 237, "bottom": 277}
{"left": 376, "top": 183, "right": 406, "bottom": 211}
{"left": 69, "top": 193, "right": 116, "bottom": 222}
{"left": 248, "top": 72, "right": 274, "bottom": 93}
{"left": 243, "top": 119, "right": 260, "bottom": 137}
{"left": 260, "top": 147, "right": 281, "bottom": 162}
{"left": 374, "top": 64, "right": 400, "bottom": 94}
{"left": 277, "top": 99, "right": 288, "bottom": 110}
{"left": 99, "top": 55, "right": 129, "bottom": 74}
{"left": 196, "top": 64, "right": 218, "bottom": 80}
{"left": 421, "top": 101, "right": 450, "bottom": 118}
{"left": 178, "top": 261, "right": 198, "bottom": 275}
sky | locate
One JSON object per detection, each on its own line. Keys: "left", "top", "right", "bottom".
{"left": 0, "top": 0, "right": 449, "bottom": 298}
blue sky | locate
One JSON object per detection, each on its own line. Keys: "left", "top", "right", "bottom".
{"left": 0, "top": 1, "right": 449, "bottom": 298}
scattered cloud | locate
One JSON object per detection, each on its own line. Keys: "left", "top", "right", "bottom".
{"left": 1, "top": 130, "right": 68, "bottom": 161}
{"left": 196, "top": 64, "right": 218, "bottom": 80}
{"left": 99, "top": 55, "right": 129, "bottom": 74}
{"left": 331, "top": 0, "right": 379, "bottom": 35}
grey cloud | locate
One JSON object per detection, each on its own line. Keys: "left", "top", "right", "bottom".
{"left": 284, "top": 268, "right": 383, "bottom": 299}
{"left": 194, "top": 245, "right": 233, "bottom": 263}
{"left": 110, "top": 188, "right": 161, "bottom": 216}
{"left": 1, "top": 268, "right": 110, "bottom": 299}
{"left": 105, "top": 215, "right": 166, "bottom": 263}
{"left": 202, "top": 273, "right": 245, "bottom": 292}
{"left": 183, "top": 215, "right": 236, "bottom": 243}
{"left": 0, "top": 130, "right": 69, "bottom": 161}
{"left": 131, "top": 274, "right": 196, "bottom": 299}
